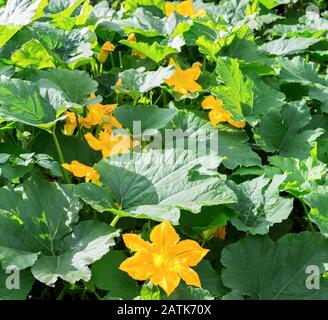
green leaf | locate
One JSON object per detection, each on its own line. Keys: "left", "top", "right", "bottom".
{"left": 164, "top": 283, "right": 213, "bottom": 300}
{"left": 124, "top": 0, "right": 165, "bottom": 12}
{"left": 31, "top": 69, "right": 98, "bottom": 105}
{"left": 120, "top": 40, "right": 177, "bottom": 63}
{"left": 74, "top": 183, "right": 115, "bottom": 213}
{"left": 267, "top": 152, "right": 327, "bottom": 197}
{"left": 0, "top": 176, "right": 81, "bottom": 270}
{"left": 114, "top": 66, "right": 175, "bottom": 97}
{"left": 91, "top": 250, "right": 138, "bottom": 300}
{"left": 221, "top": 232, "right": 328, "bottom": 299}
{"left": 194, "top": 260, "right": 224, "bottom": 297}
{"left": 113, "top": 104, "right": 178, "bottom": 133}
{"left": 0, "top": 78, "right": 59, "bottom": 127}
{"left": 228, "top": 175, "right": 293, "bottom": 235}
{"left": 248, "top": 75, "right": 286, "bottom": 124}
{"left": 0, "top": 0, "right": 47, "bottom": 25}
{"left": 30, "top": 22, "right": 95, "bottom": 65}
{"left": 0, "top": 269, "right": 34, "bottom": 300}
{"left": 168, "top": 110, "right": 261, "bottom": 169}
{"left": 211, "top": 57, "right": 254, "bottom": 120}
{"left": 32, "top": 220, "right": 119, "bottom": 285}
{"left": 259, "top": 37, "right": 320, "bottom": 56}
{"left": 140, "top": 282, "right": 161, "bottom": 300}
{"left": 0, "top": 0, "right": 47, "bottom": 48}
{"left": 196, "top": 36, "right": 221, "bottom": 61}
{"left": 0, "top": 25, "right": 21, "bottom": 49}
{"left": 253, "top": 100, "right": 324, "bottom": 159}
{"left": 93, "top": 149, "right": 237, "bottom": 224}
{"left": 11, "top": 39, "right": 55, "bottom": 69}
{"left": 277, "top": 56, "right": 325, "bottom": 85}
{"left": 0, "top": 176, "right": 119, "bottom": 286}
{"left": 303, "top": 186, "right": 328, "bottom": 236}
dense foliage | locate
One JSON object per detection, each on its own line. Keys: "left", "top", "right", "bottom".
{"left": 1, "top": 0, "right": 328, "bottom": 300}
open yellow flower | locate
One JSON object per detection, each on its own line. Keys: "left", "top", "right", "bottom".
{"left": 85, "top": 130, "right": 137, "bottom": 158}
{"left": 202, "top": 96, "right": 246, "bottom": 128}
{"left": 165, "top": 1, "right": 206, "bottom": 18}
{"left": 119, "top": 220, "right": 209, "bottom": 296}
{"left": 62, "top": 160, "right": 100, "bottom": 183}
{"left": 98, "top": 41, "right": 115, "bottom": 63}
{"left": 165, "top": 58, "right": 202, "bottom": 95}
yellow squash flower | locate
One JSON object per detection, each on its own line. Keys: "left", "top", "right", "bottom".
{"left": 127, "top": 33, "right": 145, "bottom": 58}
{"left": 202, "top": 96, "right": 246, "bottom": 128}
{"left": 165, "top": 0, "right": 195, "bottom": 17}
{"left": 98, "top": 41, "right": 115, "bottom": 63}
{"left": 165, "top": 58, "right": 202, "bottom": 95}
{"left": 119, "top": 220, "right": 209, "bottom": 296}
{"left": 165, "top": 1, "right": 206, "bottom": 18}
{"left": 64, "top": 112, "right": 78, "bottom": 136}
{"left": 84, "top": 130, "right": 137, "bottom": 158}
{"left": 62, "top": 160, "right": 100, "bottom": 183}
{"left": 79, "top": 94, "right": 122, "bottom": 130}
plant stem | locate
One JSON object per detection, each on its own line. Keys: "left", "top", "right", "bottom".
{"left": 162, "top": 91, "right": 167, "bottom": 107}
{"left": 110, "top": 215, "right": 120, "bottom": 228}
{"left": 110, "top": 52, "right": 115, "bottom": 69}
{"left": 99, "top": 63, "right": 103, "bottom": 75}
{"left": 301, "top": 200, "right": 315, "bottom": 232}
{"left": 51, "top": 127, "right": 71, "bottom": 184}
{"left": 119, "top": 51, "right": 123, "bottom": 68}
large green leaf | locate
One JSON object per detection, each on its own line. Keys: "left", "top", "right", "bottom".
{"left": 211, "top": 57, "right": 254, "bottom": 120}
{"left": 259, "top": 37, "right": 320, "bottom": 56}
{"left": 113, "top": 104, "right": 178, "bottom": 133}
{"left": 247, "top": 75, "right": 286, "bottom": 124}
{"left": 120, "top": 40, "right": 177, "bottom": 63}
{"left": 0, "top": 78, "right": 62, "bottom": 127}
{"left": 31, "top": 69, "right": 98, "bottom": 105}
{"left": 30, "top": 22, "right": 95, "bottom": 65}
{"left": 91, "top": 149, "right": 237, "bottom": 224}
{"left": 32, "top": 220, "right": 119, "bottom": 285}
{"left": 114, "top": 66, "right": 175, "bottom": 97}
{"left": 303, "top": 186, "right": 328, "bottom": 236}
{"left": 167, "top": 109, "right": 261, "bottom": 169}
{"left": 266, "top": 151, "right": 328, "bottom": 198}
{"left": 0, "top": 176, "right": 81, "bottom": 270}
{"left": 11, "top": 39, "right": 55, "bottom": 69}
{"left": 0, "top": 176, "right": 119, "bottom": 285}
{"left": 277, "top": 56, "right": 325, "bottom": 85}
{"left": 228, "top": 175, "right": 293, "bottom": 235}
{"left": 221, "top": 232, "right": 328, "bottom": 299}
{"left": 253, "top": 100, "right": 324, "bottom": 159}
{"left": 0, "top": 0, "right": 47, "bottom": 48}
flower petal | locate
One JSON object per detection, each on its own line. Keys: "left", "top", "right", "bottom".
{"left": 84, "top": 133, "right": 103, "bottom": 151}
{"left": 171, "top": 239, "right": 209, "bottom": 266}
{"left": 119, "top": 252, "right": 155, "bottom": 281}
{"left": 150, "top": 220, "right": 180, "bottom": 247}
{"left": 122, "top": 234, "right": 151, "bottom": 252}
{"left": 179, "top": 266, "right": 201, "bottom": 288}
{"left": 150, "top": 269, "right": 180, "bottom": 296}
